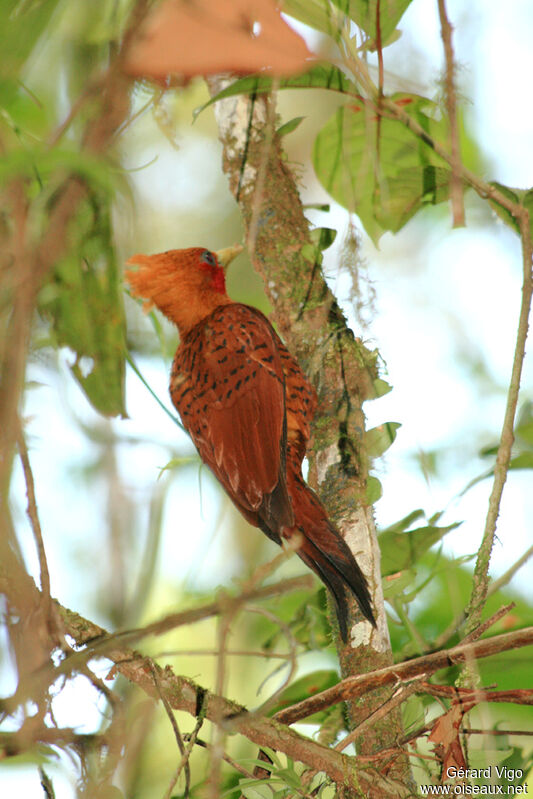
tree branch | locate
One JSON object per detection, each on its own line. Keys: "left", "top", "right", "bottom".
{"left": 54, "top": 604, "right": 376, "bottom": 791}
{"left": 2, "top": 575, "right": 312, "bottom": 713}
{"left": 437, "top": 0, "right": 464, "bottom": 226}
{"left": 275, "top": 626, "right": 533, "bottom": 724}
{"left": 16, "top": 422, "right": 62, "bottom": 644}
{"left": 465, "top": 211, "right": 532, "bottom": 634}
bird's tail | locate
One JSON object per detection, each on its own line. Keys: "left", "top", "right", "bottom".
{"left": 285, "top": 473, "right": 376, "bottom": 641}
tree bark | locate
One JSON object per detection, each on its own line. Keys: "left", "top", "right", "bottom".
{"left": 207, "top": 78, "right": 416, "bottom": 795}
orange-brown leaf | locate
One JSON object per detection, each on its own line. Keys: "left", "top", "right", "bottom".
{"left": 429, "top": 701, "right": 474, "bottom": 781}
{"left": 124, "top": 0, "right": 312, "bottom": 81}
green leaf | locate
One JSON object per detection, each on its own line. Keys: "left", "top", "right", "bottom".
{"left": 303, "top": 202, "right": 330, "bottom": 212}
{"left": 194, "top": 64, "right": 357, "bottom": 118}
{"left": 267, "top": 670, "right": 338, "bottom": 721}
{"left": 516, "top": 400, "right": 533, "bottom": 432}
{"left": 379, "top": 520, "right": 459, "bottom": 575}
{"left": 0, "top": 77, "right": 48, "bottom": 141}
{"left": 259, "top": 588, "right": 331, "bottom": 651}
{"left": 365, "top": 474, "right": 382, "bottom": 504}
{"left": 39, "top": 192, "right": 126, "bottom": 417}
{"left": 468, "top": 748, "right": 514, "bottom": 776}
{"left": 157, "top": 456, "right": 199, "bottom": 475}
{"left": 282, "top": 0, "right": 345, "bottom": 37}
{"left": 0, "top": 741, "right": 56, "bottom": 766}
{"left": 361, "top": 28, "right": 403, "bottom": 51}
{"left": 517, "top": 420, "right": 533, "bottom": 446}
{"left": 479, "top": 443, "right": 498, "bottom": 458}
{"left": 365, "top": 421, "right": 401, "bottom": 457}
{"left": 284, "top": 0, "right": 414, "bottom": 45}
{"left": 488, "top": 182, "right": 533, "bottom": 239}
{"left": 382, "top": 509, "right": 425, "bottom": 534}
{"left": 309, "top": 226, "right": 337, "bottom": 251}
{"left": 370, "top": 377, "right": 392, "bottom": 398}
{"left": 276, "top": 116, "right": 304, "bottom": 137}
{"left": 313, "top": 96, "right": 455, "bottom": 243}
{"left": 402, "top": 694, "right": 427, "bottom": 734}
{"left": 344, "top": 0, "right": 415, "bottom": 43}
{"left": 509, "top": 452, "right": 533, "bottom": 470}
{"left": 0, "top": 147, "right": 120, "bottom": 194}
{"left": 0, "top": 0, "right": 63, "bottom": 78}
{"left": 239, "top": 784, "right": 273, "bottom": 799}
{"left": 382, "top": 568, "right": 416, "bottom": 598}
{"left": 461, "top": 452, "right": 533, "bottom": 496}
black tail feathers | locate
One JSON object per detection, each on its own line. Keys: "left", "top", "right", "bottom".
{"left": 296, "top": 532, "right": 376, "bottom": 642}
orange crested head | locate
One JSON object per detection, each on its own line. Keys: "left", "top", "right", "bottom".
{"left": 125, "top": 244, "right": 242, "bottom": 336}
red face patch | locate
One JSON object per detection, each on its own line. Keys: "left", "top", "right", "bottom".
{"left": 198, "top": 250, "right": 226, "bottom": 293}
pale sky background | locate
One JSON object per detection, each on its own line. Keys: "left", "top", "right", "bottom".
{"left": 2, "top": 0, "right": 533, "bottom": 795}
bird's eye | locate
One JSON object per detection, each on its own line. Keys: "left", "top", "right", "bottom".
{"left": 200, "top": 250, "right": 217, "bottom": 267}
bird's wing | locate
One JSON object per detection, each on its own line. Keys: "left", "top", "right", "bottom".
{"left": 275, "top": 337, "right": 318, "bottom": 465}
{"left": 171, "top": 304, "right": 290, "bottom": 519}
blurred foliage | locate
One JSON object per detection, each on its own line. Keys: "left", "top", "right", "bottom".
{"left": 1, "top": 0, "right": 532, "bottom": 797}
{"left": 38, "top": 186, "right": 127, "bottom": 416}
{"left": 461, "top": 400, "right": 533, "bottom": 492}
{"left": 0, "top": 0, "right": 129, "bottom": 417}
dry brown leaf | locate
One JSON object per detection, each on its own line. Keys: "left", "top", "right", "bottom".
{"left": 124, "top": 0, "right": 312, "bottom": 81}
{"left": 428, "top": 701, "right": 474, "bottom": 781}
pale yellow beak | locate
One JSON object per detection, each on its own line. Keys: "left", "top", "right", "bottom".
{"left": 215, "top": 243, "right": 243, "bottom": 270}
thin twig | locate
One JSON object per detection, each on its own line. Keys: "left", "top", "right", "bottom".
{"left": 431, "top": 598, "right": 518, "bottom": 653}
{"left": 334, "top": 679, "right": 424, "bottom": 752}
{"left": 169, "top": 714, "right": 206, "bottom": 796}
{"left": 208, "top": 610, "right": 232, "bottom": 799}
{"left": 88, "top": 574, "right": 313, "bottom": 651}
{"left": 38, "top": 767, "right": 56, "bottom": 799}
{"left": 248, "top": 605, "right": 298, "bottom": 716}
{"left": 151, "top": 662, "right": 190, "bottom": 798}
{"left": 205, "top": 549, "right": 299, "bottom": 796}
{"left": 375, "top": 0, "right": 384, "bottom": 97}
{"left": 437, "top": 0, "right": 464, "bottom": 226}
{"left": 234, "top": 605, "right": 299, "bottom": 793}
{"left": 487, "top": 545, "right": 533, "bottom": 598}
{"left": 46, "top": 83, "right": 97, "bottom": 149}
{"left": 460, "top": 603, "right": 516, "bottom": 644}
{"left": 240, "top": 535, "right": 299, "bottom": 593}
{"left": 461, "top": 728, "right": 533, "bottom": 737}
{"left": 191, "top": 737, "right": 256, "bottom": 780}
{"left": 16, "top": 425, "right": 56, "bottom": 636}
{"left": 154, "top": 647, "right": 292, "bottom": 660}
{"left": 465, "top": 212, "right": 533, "bottom": 636}
{"left": 126, "top": 352, "right": 184, "bottom": 430}
{"left": 420, "top": 682, "right": 533, "bottom": 706}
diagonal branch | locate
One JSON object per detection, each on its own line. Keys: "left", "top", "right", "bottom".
{"left": 2, "top": 575, "right": 312, "bottom": 714}
{"left": 55, "top": 604, "right": 369, "bottom": 791}
{"left": 275, "top": 626, "right": 533, "bottom": 724}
